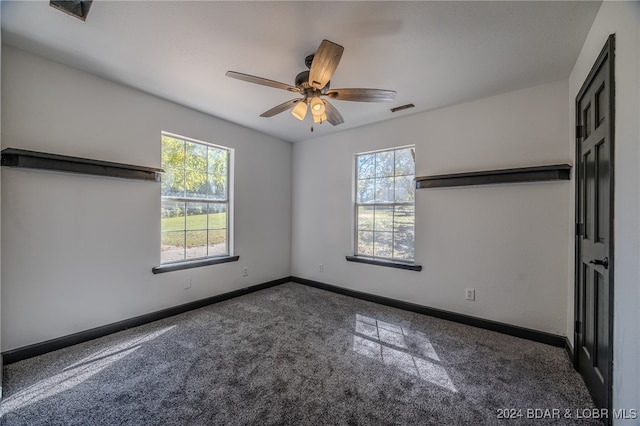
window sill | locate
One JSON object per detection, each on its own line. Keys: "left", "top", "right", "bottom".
{"left": 152, "top": 255, "right": 239, "bottom": 274}
{"left": 345, "top": 256, "right": 422, "bottom": 271}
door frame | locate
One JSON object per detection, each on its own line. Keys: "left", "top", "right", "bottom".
{"left": 573, "top": 33, "right": 615, "bottom": 412}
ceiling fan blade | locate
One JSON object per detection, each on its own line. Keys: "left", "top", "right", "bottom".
{"left": 322, "top": 100, "right": 344, "bottom": 126}
{"left": 325, "top": 88, "right": 396, "bottom": 102}
{"left": 260, "top": 98, "right": 302, "bottom": 117}
{"left": 309, "top": 40, "right": 344, "bottom": 90}
{"left": 226, "top": 71, "right": 300, "bottom": 93}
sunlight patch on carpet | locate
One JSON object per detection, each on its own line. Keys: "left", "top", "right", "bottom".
{"left": 353, "top": 314, "right": 456, "bottom": 392}
{"left": 0, "top": 325, "right": 176, "bottom": 415}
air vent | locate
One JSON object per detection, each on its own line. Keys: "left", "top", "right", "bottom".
{"left": 390, "top": 103, "right": 415, "bottom": 113}
{"left": 50, "top": 0, "right": 93, "bottom": 21}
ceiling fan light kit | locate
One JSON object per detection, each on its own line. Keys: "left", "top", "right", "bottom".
{"left": 226, "top": 39, "right": 396, "bottom": 129}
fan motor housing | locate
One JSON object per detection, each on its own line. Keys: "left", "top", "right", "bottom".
{"left": 295, "top": 70, "right": 329, "bottom": 92}
{"left": 295, "top": 71, "right": 311, "bottom": 89}
{"left": 304, "top": 54, "right": 314, "bottom": 69}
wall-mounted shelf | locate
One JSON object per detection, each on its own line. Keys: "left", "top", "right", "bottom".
{"left": 1, "top": 148, "right": 163, "bottom": 182}
{"left": 415, "top": 164, "right": 571, "bottom": 189}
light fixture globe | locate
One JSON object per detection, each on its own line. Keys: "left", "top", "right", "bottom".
{"left": 313, "top": 112, "right": 328, "bottom": 124}
{"left": 310, "top": 97, "right": 326, "bottom": 116}
{"left": 291, "top": 100, "right": 308, "bottom": 120}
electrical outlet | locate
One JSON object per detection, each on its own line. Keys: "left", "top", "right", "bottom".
{"left": 465, "top": 288, "right": 475, "bottom": 301}
{"left": 242, "top": 267, "right": 249, "bottom": 277}
{"left": 184, "top": 277, "right": 191, "bottom": 289}
{"left": 319, "top": 264, "right": 324, "bottom": 273}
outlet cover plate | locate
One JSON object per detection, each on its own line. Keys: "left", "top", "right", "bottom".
{"left": 465, "top": 288, "right": 475, "bottom": 301}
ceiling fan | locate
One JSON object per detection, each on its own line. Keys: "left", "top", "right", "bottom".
{"left": 226, "top": 40, "right": 396, "bottom": 127}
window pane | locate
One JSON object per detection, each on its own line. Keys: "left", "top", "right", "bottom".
{"left": 208, "top": 147, "right": 228, "bottom": 176}
{"left": 208, "top": 174, "right": 227, "bottom": 200}
{"left": 373, "top": 232, "right": 393, "bottom": 258}
{"left": 375, "top": 177, "right": 395, "bottom": 202}
{"left": 395, "top": 148, "right": 415, "bottom": 176}
{"left": 357, "top": 230, "right": 374, "bottom": 256}
{"left": 357, "top": 154, "right": 375, "bottom": 179}
{"left": 162, "top": 167, "right": 185, "bottom": 197}
{"left": 161, "top": 200, "right": 185, "bottom": 231}
{"left": 393, "top": 229, "right": 414, "bottom": 261}
{"left": 185, "top": 230, "right": 207, "bottom": 259}
{"left": 394, "top": 205, "right": 414, "bottom": 234}
{"left": 208, "top": 203, "right": 227, "bottom": 229}
{"left": 394, "top": 175, "right": 414, "bottom": 203}
{"left": 161, "top": 136, "right": 185, "bottom": 169}
{"left": 357, "top": 205, "right": 374, "bottom": 230}
{"left": 161, "top": 231, "right": 185, "bottom": 263}
{"left": 185, "top": 141, "right": 207, "bottom": 172}
{"left": 208, "top": 229, "right": 228, "bottom": 256}
{"left": 185, "top": 171, "right": 208, "bottom": 198}
{"left": 357, "top": 179, "right": 375, "bottom": 203}
{"left": 375, "top": 151, "right": 394, "bottom": 177}
{"left": 186, "top": 202, "right": 207, "bottom": 230}
{"left": 374, "top": 206, "right": 393, "bottom": 232}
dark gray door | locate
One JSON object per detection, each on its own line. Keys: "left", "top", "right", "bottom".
{"left": 575, "top": 34, "right": 614, "bottom": 412}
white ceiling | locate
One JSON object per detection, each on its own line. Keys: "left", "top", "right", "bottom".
{"left": 1, "top": 1, "right": 601, "bottom": 143}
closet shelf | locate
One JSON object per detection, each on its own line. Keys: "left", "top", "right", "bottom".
{"left": 1, "top": 148, "right": 162, "bottom": 182}
{"left": 415, "top": 164, "right": 571, "bottom": 189}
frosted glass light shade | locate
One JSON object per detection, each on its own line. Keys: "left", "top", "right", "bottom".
{"left": 310, "top": 97, "right": 326, "bottom": 116}
{"left": 313, "top": 113, "right": 328, "bottom": 123}
{"left": 291, "top": 101, "right": 307, "bottom": 120}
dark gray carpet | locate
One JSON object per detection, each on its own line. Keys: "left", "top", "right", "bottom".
{"left": 1, "top": 282, "right": 600, "bottom": 425}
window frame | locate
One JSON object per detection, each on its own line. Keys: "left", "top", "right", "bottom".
{"left": 350, "top": 145, "right": 419, "bottom": 270}
{"left": 155, "top": 131, "right": 235, "bottom": 272}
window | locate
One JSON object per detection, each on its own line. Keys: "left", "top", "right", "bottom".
{"left": 160, "top": 132, "right": 232, "bottom": 264}
{"left": 354, "top": 146, "right": 415, "bottom": 262}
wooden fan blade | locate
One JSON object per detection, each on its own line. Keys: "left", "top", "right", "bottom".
{"left": 323, "top": 100, "right": 344, "bottom": 126}
{"left": 260, "top": 98, "right": 302, "bottom": 117}
{"left": 325, "top": 88, "right": 396, "bottom": 102}
{"left": 226, "top": 71, "right": 300, "bottom": 93}
{"left": 309, "top": 40, "right": 344, "bottom": 90}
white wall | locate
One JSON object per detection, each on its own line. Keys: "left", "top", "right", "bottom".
{"left": 568, "top": 2, "right": 640, "bottom": 421}
{"left": 1, "top": 46, "right": 292, "bottom": 351}
{"left": 292, "top": 79, "right": 571, "bottom": 335}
